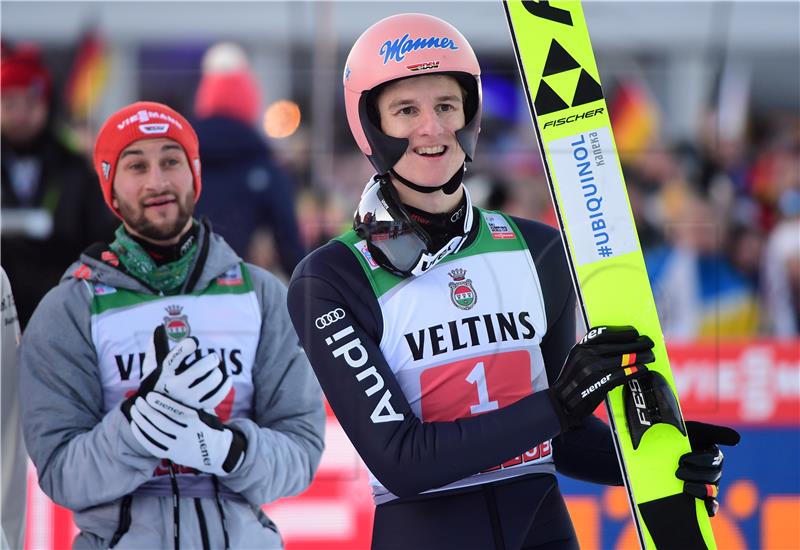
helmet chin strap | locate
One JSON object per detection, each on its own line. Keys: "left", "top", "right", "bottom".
{"left": 389, "top": 164, "right": 465, "bottom": 195}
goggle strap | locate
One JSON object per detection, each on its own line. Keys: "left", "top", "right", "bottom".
{"left": 409, "top": 234, "right": 465, "bottom": 277}
{"left": 389, "top": 165, "right": 465, "bottom": 195}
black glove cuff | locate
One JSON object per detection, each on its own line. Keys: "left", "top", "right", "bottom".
{"left": 222, "top": 427, "right": 248, "bottom": 474}
{"left": 120, "top": 395, "right": 136, "bottom": 422}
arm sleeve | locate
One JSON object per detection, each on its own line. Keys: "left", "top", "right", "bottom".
{"left": 517, "top": 217, "right": 623, "bottom": 487}
{"left": 541, "top": 281, "right": 622, "bottom": 485}
{"left": 18, "top": 281, "right": 159, "bottom": 511}
{"left": 220, "top": 267, "right": 325, "bottom": 506}
{"left": 553, "top": 415, "right": 623, "bottom": 485}
{"left": 287, "top": 245, "right": 563, "bottom": 499}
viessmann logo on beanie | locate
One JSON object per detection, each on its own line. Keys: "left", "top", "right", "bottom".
{"left": 93, "top": 101, "right": 202, "bottom": 216}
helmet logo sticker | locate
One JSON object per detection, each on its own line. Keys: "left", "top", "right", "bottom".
{"left": 380, "top": 34, "right": 459, "bottom": 64}
{"left": 407, "top": 61, "right": 440, "bottom": 72}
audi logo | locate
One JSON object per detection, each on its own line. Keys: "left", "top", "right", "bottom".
{"left": 315, "top": 308, "right": 346, "bottom": 329}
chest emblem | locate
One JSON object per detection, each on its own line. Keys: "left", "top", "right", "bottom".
{"left": 163, "top": 304, "right": 191, "bottom": 341}
{"left": 448, "top": 268, "right": 477, "bottom": 310}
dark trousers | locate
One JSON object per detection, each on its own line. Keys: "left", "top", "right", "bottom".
{"left": 372, "top": 474, "right": 579, "bottom": 550}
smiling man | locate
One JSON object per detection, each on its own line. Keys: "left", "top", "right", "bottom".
{"left": 112, "top": 139, "right": 194, "bottom": 241}
{"left": 288, "top": 13, "right": 738, "bottom": 550}
{"left": 375, "top": 74, "right": 467, "bottom": 211}
{"left": 18, "top": 101, "right": 324, "bottom": 549}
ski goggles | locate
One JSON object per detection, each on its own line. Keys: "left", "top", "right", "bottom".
{"left": 353, "top": 177, "right": 473, "bottom": 278}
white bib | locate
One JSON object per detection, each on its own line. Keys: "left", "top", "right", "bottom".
{"left": 342, "top": 211, "right": 556, "bottom": 497}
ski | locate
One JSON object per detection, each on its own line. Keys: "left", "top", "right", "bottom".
{"left": 502, "top": 2, "right": 716, "bottom": 548}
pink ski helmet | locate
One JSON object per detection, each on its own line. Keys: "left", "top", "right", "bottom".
{"left": 343, "top": 13, "right": 482, "bottom": 175}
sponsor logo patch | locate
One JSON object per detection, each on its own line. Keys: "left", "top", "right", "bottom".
{"left": 483, "top": 213, "right": 515, "bottom": 239}
{"left": 315, "top": 308, "right": 346, "bottom": 329}
{"left": 355, "top": 240, "right": 380, "bottom": 270}
{"left": 92, "top": 283, "right": 117, "bottom": 296}
{"left": 549, "top": 128, "right": 639, "bottom": 266}
{"left": 325, "top": 324, "right": 404, "bottom": 423}
{"left": 116, "top": 109, "right": 184, "bottom": 131}
{"left": 138, "top": 123, "right": 170, "bottom": 134}
{"left": 216, "top": 265, "right": 244, "bottom": 286}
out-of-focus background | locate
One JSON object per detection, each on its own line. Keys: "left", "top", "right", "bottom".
{"left": 1, "top": 1, "right": 798, "bottom": 548}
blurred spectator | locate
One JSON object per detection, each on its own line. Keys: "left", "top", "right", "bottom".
{"left": 464, "top": 172, "right": 511, "bottom": 212}
{"left": 1, "top": 268, "right": 26, "bottom": 550}
{"left": 295, "top": 188, "right": 351, "bottom": 253}
{"left": 697, "top": 109, "right": 751, "bottom": 199}
{"left": 0, "top": 42, "right": 113, "bottom": 328}
{"left": 751, "top": 124, "right": 800, "bottom": 229}
{"left": 247, "top": 228, "right": 281, "bottom": 278}
{"left": 646, "top": 193, "right": 760, "bottom": 340}
{"left": 727, "top": 222, "right": 764, "bottom": 291}
{"left": 192, "top": 42, "right": 305, "bottom": 278}
{"left": 295, "top": 189, "right": 327, "bottom": 252}
{"left": 761, "top": 187, "right": 800, "bottom": 336}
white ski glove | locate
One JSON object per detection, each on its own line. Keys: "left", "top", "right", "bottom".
{"left": 130, "top": 392, "right": 247, "bottom": 476}
{"left": 122, "top": 326, "right": 231, "bottom": 420}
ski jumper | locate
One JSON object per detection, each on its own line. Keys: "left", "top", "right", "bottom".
{"left": 288, "top": 206, "right": 623, "bottom": 549}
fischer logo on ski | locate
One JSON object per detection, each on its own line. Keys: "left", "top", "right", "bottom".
{"left": 542, "top": 107, "right": 604, "bottom": 128}
{"left": 535, "top": 39, "right": 604, "bottom": 115}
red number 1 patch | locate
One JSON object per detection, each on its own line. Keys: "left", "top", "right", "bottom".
{"left": 419, "top": 350, "right": 533, "bottom": 422}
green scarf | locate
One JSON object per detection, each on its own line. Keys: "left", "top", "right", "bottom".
{"left": 109, "top": 226, "right": 198, "bottom": 294}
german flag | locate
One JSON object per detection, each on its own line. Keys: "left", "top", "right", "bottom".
{"left": 64, "top": 31, "right": 109, "bottom": 121}
{"left": 609, "top": 78, "right": 660, "bottom": 160}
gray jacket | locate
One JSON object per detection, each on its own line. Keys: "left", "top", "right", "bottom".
{"left": 19, "top": 224, "right": 325, "bottom": 549}
{"left": 2, "top": 268, "right": 26, "bottom": 550}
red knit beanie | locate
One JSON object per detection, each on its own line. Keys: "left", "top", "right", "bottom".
{"left": 195, "top": 70, "right": 261, "bottom": 125}
{"left": 194, "top": 42, "right": 262, "bottom": 125}
{"left": 93, "top": 101, "right": 202, "bottom": 217}
{"left": 0, "top": 44, "right": 52, "bottom": 100}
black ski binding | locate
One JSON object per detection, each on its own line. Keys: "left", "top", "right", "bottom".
{"left": 623, "top": 370, "right": 686, "bottom": 450}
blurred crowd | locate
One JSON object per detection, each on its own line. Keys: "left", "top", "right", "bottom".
{"left": 2, "top": 38, "right": 798, "bottom": 339}
{"left": 462, "top": 99, "right": 800, "bottom": 341}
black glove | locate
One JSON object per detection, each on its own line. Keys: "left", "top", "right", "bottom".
{"left": 677, "top": 420, "right": 741, "bottom": 517}
{"left": 549, "top": 326, "right": 655, "bottom": 430}
{"left": 121, "top": 326, "right": 230, "bottom": 420}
